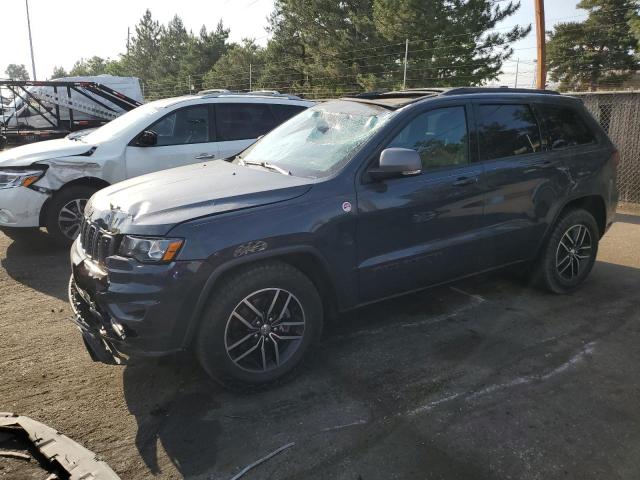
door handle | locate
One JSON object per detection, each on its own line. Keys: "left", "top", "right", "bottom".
{"left": 452, "top": 176, "right": 477, "bottom": 187}
{"left": 195, "top": 153, "right": 216, "bottom": 159}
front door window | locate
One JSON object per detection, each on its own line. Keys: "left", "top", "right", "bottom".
{"left": 149, "top": 106, "right": 210, "bottom": 146}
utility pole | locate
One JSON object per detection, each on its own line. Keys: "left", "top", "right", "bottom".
{"left": 25, "top": 0, "right": 37, "bottom": 80}
{"left": 514, "top": 58, "right": 520, "bottom": 88}
{"left": 127, "top": 27, "right": 131, "bottom": 54}
{"left": 534, "top": 0, "right": 546, "bottom": 89}
{"left": 249, "top": 63, "right": 252, "bottom": 91}
{"left": 403, "top": 39, "right": 409, "bottom": 90}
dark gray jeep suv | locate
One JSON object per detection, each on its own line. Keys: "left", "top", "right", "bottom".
{"left": 69, "top": 88, "right": 618, "bottom": 387}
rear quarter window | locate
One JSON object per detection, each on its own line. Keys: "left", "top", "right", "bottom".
{"left": 536, "top": 103, "right": 597, "bottom": 150}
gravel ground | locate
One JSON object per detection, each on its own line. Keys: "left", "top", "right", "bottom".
{"left": 1, "top": 209, "right": 639, "bottom": 479}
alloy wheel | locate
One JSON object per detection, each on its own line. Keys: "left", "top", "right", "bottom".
{"left": 555, "top": 224, "right": 592, "bottom": 281}
{"left": 58, "top": 198, "right": 88, "bottom": 240}
{"left": 224, "top": 288, "right": 306, "bottom": 373}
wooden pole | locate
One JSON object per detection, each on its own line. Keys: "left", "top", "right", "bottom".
{"left": 535, "top": 0, "right": 546, "bottom": 89}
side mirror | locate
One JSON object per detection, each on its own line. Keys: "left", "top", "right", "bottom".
{"left": 136, "top": 130, "right": 158, "bottom": 147}
{"left": 369, "top": 148, "right": 422, "bottom": 180}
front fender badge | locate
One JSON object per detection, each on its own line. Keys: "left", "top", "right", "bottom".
{"left": 342, "top": 201, "right": 352, "bottom": 213}
{"left": 234, "top": 240, "right": 268, "bottom": 257}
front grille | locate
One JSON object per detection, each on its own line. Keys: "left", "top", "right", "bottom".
{"left": 79, "top": 220, "right": 117, "bottom": 264}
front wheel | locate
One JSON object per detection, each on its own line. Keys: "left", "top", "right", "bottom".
{"left": 534, "top": 209, "right": 599, "bottom": 294}
{"left": 44, "top": 185, "right": 97, "bottom": 246}
{"left": 196, "top": 261, "right": 323, "bottom": 389}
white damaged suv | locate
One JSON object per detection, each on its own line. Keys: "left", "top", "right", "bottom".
{"left": 0, "top": 91, "right": 313, "bottom": 244}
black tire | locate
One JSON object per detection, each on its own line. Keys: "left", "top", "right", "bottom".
{"left": 195, "top": 261, "right": 323, "bottom": 389}
{"left": 44, "top": 185, "right": 96, "bottom": 246}
{"left": 533, "top": 209, "right": 599, "bottom": 294}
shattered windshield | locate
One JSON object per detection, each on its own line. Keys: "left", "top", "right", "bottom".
{"left": 237, "top": 100, "right": 394, "bottom": 178}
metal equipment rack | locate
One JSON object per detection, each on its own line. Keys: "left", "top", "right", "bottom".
{"left": 0, "top": 80, "right": 142, "bottom": 148}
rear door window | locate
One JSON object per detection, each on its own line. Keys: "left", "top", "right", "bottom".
{"left": 477, "top": 104, "right": 542, "bottom": 160}
{"left": 270, "top": 104, "right": 307, "bottom": 123}
{"left": 536, "top": 103, "right": 596, "bottom": 150}
{"left": 215, "top": 103, "right": 277, "bottom": 141}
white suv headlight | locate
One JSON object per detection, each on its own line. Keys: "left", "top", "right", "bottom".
{"left": 0, "top": 167, "right": 47, "bottom": 189}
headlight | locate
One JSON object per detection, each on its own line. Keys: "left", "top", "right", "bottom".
{"left": 0, "top": 167, "right": 47, "bottom": 189}
{"left": 119, "top": 235, "right": 184, "bottom": 263}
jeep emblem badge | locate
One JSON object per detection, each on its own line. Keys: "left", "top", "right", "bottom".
{"left": 342, "top": 201, "right": 352, "bottom": 213}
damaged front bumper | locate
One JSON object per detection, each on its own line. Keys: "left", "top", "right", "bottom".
{"left": 69, "top": 237, "right": 209, "bottom": 365}
{"left": 0, "top": 185, "right": 47, "bottom": 228}
{"left": 68, "top": 277, "right": 128, "bottom": 365}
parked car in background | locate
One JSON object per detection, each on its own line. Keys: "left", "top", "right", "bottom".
{"left": 69, "top": 88, "right": 618, "bottom": 388}
{"left": 0, "top": 92, "right": 313, "bottom": 244}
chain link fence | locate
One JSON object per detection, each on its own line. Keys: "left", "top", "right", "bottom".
{"left": 573, "top": 92, "right": 640, "bottom": 205}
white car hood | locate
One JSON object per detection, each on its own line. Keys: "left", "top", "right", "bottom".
{"left": 0, "top": 138, "right": 96, "bottom": 167}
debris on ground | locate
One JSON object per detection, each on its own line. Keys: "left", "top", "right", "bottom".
{"left": 0, "top": 413, "right": 121, "bottom": 479}
{"left": 228, "top": 442, "right": 295, "bottom": 480}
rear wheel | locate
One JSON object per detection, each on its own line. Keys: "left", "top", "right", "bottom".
{"left": 44, "top": 185, "right": 96, "bottom": 246}
{"left": 196, "top": 261, "right": 323, "bottom": 389}
{"left": 534, "top": 209, "right": 599, "bottom": 294}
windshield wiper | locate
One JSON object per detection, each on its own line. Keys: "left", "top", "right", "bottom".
{"left": 240, "top": 159, "right": 291, "bottom": 176}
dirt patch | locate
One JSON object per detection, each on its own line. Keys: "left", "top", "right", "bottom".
{"left": 1, "top": 216, "right": 640, "bottom": 479}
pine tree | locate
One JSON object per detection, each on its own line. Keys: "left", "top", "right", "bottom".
{"left": 158, "top": 16, "right": 191, "bottom": 79}
{"left": 51, "top": 66, "right": 68, "bottom": 79}
{"left": 69, "top": 56, "right": 109, "bottom": 76}
{"left": 182, "top": 21, "right": 231, "bottom": 91}
{"left": 547, "top": 0, "right": 640, "bottom": 91}
{"left": 257, "top": 0, "right": 384, "bottom": 95}
{"left": 373, "top": 0, "right": 531, "bottom": 88}
{"left": 121, "top": 9, "right": 163, "bottom": 86}
{"left": 5, "top": 64, "right": 30, "bottom": 81}
{"left": 256, "top": 0, "right": 529, "bottom": 95}
{"left": 203, "top": 40, "right": 264, "bottom": 90}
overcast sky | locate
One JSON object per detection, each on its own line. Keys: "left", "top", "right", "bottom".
{"left": 1, "top": 0, "right": 585, "bottom": 89}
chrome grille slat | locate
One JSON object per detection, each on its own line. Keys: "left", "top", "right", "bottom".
{"left": 92, "top": 230, "right": 101, "bottom": 259}
{"left": 78, "top": 219, "right": 115, "bottom": 266}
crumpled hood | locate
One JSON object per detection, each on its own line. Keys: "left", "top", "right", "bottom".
{"left": 86, "top": 160, "right": 314, "bottom": 236}
{"left": 0, "top": 138, "right": 95, "bottom": 167}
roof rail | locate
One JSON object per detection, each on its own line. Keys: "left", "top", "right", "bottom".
{"left": 197, "top": 88, "right": 230, "bottom": 95}
{"left": 198, "top": 90, "right": 303, "bottom": 100}
{"left": 345, "top": 89, "right": 443, "bottom": 100}
{"left": 441, "top": 87, "right": 561, "bottom": 96}
{"left": 249, "top": 89, "right": 281, "bottom": 95}
{"left": 347, "top": 86, "right": 561, "bottom": 101}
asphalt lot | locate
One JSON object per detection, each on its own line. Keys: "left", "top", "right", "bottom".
{"left": 1, "top": 208, "right": 640, "bottom": 479}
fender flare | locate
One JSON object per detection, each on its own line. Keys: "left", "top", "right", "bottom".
{"left": 535, "top": 193, "right": 607, "bottom": 258}
{"left": 181, "top": 244, "right": 336, "bottom": 348}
